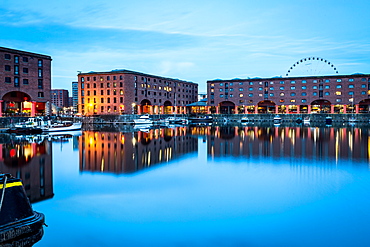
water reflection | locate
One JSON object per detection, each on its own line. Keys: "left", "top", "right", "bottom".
{"left": 208, "top": 125, "right": 370, "bottom": 163}
{"left": 0, "top": 134, "right": 54, "bottom": 203}
{"left": 79, "top": 127, "right": 198, "bottom": 174}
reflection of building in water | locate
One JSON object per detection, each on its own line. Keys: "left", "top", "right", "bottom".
{"left": 0, "top": 135, "right": 54, "bottom": 203}
{"left": 80, "top": 127, "right": 197, "bottom": 174}
{"left": 208, "top": 126, "right": 370, "bottom": 162}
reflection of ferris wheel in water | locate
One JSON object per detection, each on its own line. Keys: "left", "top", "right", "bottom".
{"left": 285, "top": 57, "right": 339, "bottom": 77}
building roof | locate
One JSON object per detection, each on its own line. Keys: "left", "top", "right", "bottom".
{"left": 79, "top": 69, "right": 197, "bottom": 84}
{"left": 0, "top": 46, "right": 52, "bottom": 60}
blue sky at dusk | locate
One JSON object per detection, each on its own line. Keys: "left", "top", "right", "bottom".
{"left": 1, "top": 0, "right": 370, "bottom": 92}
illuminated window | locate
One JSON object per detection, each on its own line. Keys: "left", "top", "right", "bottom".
{"left": 280, "top": 92, "right": 285, "bottom": 96}
{"left": 290, "top": 99, "right": 296, "bottom": 103}
{"left": 337, "top": 79, "right": 342, "bottom": 82}
{"left": 335, "top": 91, "right": 342, "bottom": 95}
{"left": 239, "top": 93, "right": 244, "bottom": 97}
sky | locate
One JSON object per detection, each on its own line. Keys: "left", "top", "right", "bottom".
{"left": 1, "top": 0, "right": 370, "bottom": 93}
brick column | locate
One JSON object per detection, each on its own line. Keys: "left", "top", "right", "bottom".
{"left": 216, "top": 106, "right": 219, "bottom": 114}
{"left": 355, "top": 104, "right": 359, "bottom": 114}
{"left": 234, "top": 105, "right": 238, "bottom": 114}
{"left": 297, "top": 106, "right": 300, "bottom": 114}
{"left": 275, "top": 105, "right": 279, "bottom": 114}
{"left": 343, "top": 105, "right": 347, "bottom": 114}
{"left": 330, "top": 104, "right": 334, "bottom": 114}
{"left": 308, "top": 105, "right": 311, "bottom": 114}
{"left": 286, "top": 106, "right": 289, "bottom": 114}
{"left": 244, "top": 106, "right": 248, "bottom": 114}
{"left": 0, "top": 100, "right": 3, "bottom": 117}
{"left": 254, "top": 105, "right": 258, "bottom": 114}
{"left": 31, "top": 101, "right": 36, "bottom": 117}
{"left": 137, "top": 105, "right": 141, "bottom": 115}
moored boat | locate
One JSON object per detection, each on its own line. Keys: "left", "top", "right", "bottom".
{"left": 0, "top": 173, "right": 45, "bottom": 244}
{"left": 42, "top": 121, "right": 82, "bottom": 132}
{"left": 188, "top": 115, "right": 213, "bottom": 123}
{"left": 273, "top": 115, "right": 282, "bottom": 124}
{"left": 133, "top": 114, "right": 153, "bottom": 125}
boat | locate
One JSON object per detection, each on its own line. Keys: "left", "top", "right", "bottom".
{"left": 325, "top": 116, "right": 333, "bottom": 125}
{"left": 273, "top": 115, "right": 282, "bottom": 124}
{"left": 13, "top": 117, "right": 51, "bottom": 128}
{"left": 165, "top": 117, "right": 187, "bottom": 125}
{"left": 239, "top": 117, "right": 249, "bottom": 123}
{"left": 188, "top": 115, "right": 213, "bottom": 123}
{"left": 0, "top": 173, "right": 45, "bottom": 244}
{"left": 296, "top": 117, "right": 303, "bottom": 124}
{"left": 133, "top": 114, "right": 153, "bottom": 125}
{"left": 303, "top": 116, "right": 310, "bottom": 124}
{"left": 42, "top": 121, "right": 82, "bottom": 132}
{"left": 6, "top": 127, "right": 43, "bottom": 134}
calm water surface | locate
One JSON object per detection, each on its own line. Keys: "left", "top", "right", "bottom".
{"left": 1, "top": 124, "right": 370, "bottom": 247}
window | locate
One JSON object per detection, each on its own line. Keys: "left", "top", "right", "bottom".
{"left": 302, "top": 99, "right": 307, "bottom": 103}
{"left": 269, "top": 87, "right": 274, "bottom": 90}
{"left": 325, "top": 85, "right": 330, "bottom": 89}
{"left": 22, "top": 57, "right": 28, "bottom": 62}
{"left": 4, "top": 54, "right": 10, "bottom": 60}
{"left": 313, "top": 80, "right": 317, "bottom": 83}
{"left": 4, "top": 65, "right": 10, "bottom": 71}
{"left": 313, "top": 92, "right": 318, "bottom": 96}
{"left": 38, "top": 69, "right": 42, "bottom": 77}
{"left": 290, "top": 92, "right": 296, "bottom": 96}
{"left": 23, "top": 79, "right": 29, "bottom": 84}
{"left": 14, "top": 56, "right": 19, "bottom": 63}
{"left": 14, "top": 77, "right": 19, "bottom": 87}
{"left": 336, "top": 85, "right": 342, "bottom": 88}
{"left": 349, "top": 84, "right": 354, "bottom": 88}
{"left": 290, "top": 81, "right": 296, "bottom": 84}
{"left": 349, "top": 78, "right": 354, "bottom": 82}
{"left": 335, "top": 91, "right": 342, "bottom": 95}
{"left": 280, "top": 81, "right": 284, "bottom": 84}
{"left": 313, "top": 86, "right": 318, "bottom": 89}
{"left": 325, "top": 92, "right": 330, "bottom": 96}
{"left": 302, "top": 86, "right": 307, "bottom": 90}
{"left": 38, "top": 92, "right": 44, "bottom": 98}
{"left": 269, "top": 93, "right": 274, "bottom": 97}
{"left": 14, "top": 65, "right": 19, "bottom": 75}
{"left": 239, "top": 88, "right": 244, "bottom": 91}
{"left": 290, "top": 86, "right": 296, "bottom": 90}
{"left": 239, "top": 82, "right": 243, "bottom": 85}
{"left": 249, "top": 82, "right": 253, "bottom": 85}
{"left": 219, "top": 88, "right": 223, "bottom": 92}
{"left": 219, "top": 83, "right": 223, "bottom": 86}
{"left": 325, "top": 79, "right": 330, "bottom": 82}
{"left": 302, "top": 80, "right": 307, "bottom": 83}
{"left": 249, "top": 93, "right": 253, "bottom": 97}
{"left": 220, "top": 94, "right": 224, "bottom": 98}
{"left": 280, "top": 92, "right": 285, "bottom": 96}
{"left": 38, "top": 79, "right": 43, "bottom": 89}
{"left": 38, "top": 59, "right": 43, "bottom": 67}
{"left": 302, "top": 92, "right": 307, "bottom": 96}
{"left": 23, "top": 68, "right": 28, "bottom": 74}
{"left": 239, "top": 93, "right": 244, "bottom": 97}
{"left": 248, "top": 88, "right": 253, "bottom": 91}
{"left": 280, "top": 86, "right": 284, "bottom": 90}
{"left": 336, "top": 99, "right": 342, "bottom": 102}
{"left": 362, "top": 84, "right": 366, "bottom": 88}
{"left": 258, "top": 87, "right": 263, "bottom": 91}
{"left": 337, "top": 79, "right": 342, "bottom": 82}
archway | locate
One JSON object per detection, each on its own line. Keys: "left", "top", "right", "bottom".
{"left": 359, "top": 99, "right": 370, "bottom": 113}
{"left": 311, "top": 99, "right": 331, "bottom": 113}
{"left": 140, "top": 99, "right": 152, "bottom": 114}
{"left": 219, "top": 101, "right": 235, "bottom": 114}
{"left": 257, "top": 100, "right": 276, "bottom": 113}
{"left": 163, "top": 101, "right": 173, "bottom": 114}
{"left": 2, "top": 91, "right": 33, "bottom": 115}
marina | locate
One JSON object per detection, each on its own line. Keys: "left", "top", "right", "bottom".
{"left": 0, "top": 123, "right": 369, "bottom": 246}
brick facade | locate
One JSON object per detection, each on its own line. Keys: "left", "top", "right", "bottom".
{"left": 77, "top": 69, "right": 198, "bottom": 115}
{"left": 207, "top": 74, "right": 370, "bottom": 114}
{"left": 0, "top": 47, "right": 52, "bottom": 116}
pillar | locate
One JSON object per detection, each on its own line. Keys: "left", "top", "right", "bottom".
{"left": 330, "top": 104, "right": 334, "bottom": 114}
{"left": 355, "top": 104, "right": 359, "bottom": 114}
{"left": 234, "top": 105, "right": 238, "bottom": 114}
{"left": 137, "top": 105, "right": 141, "bottom": 115}
{"left": 296, "top": 106, "right": 300, "bottom": 114}
{"left": 244, "top": 106, "right": 248, "bottom": 114}
{"left": 343, "top": 105, "right": 347, "bottom": 114}
{"left": 308, "top": 105, "right": 311, "bottom": 114}
{"left": 0, "top": 100, "right": 3, "bottom": 117}
{"left": 254, "top": 105, "right": 258, "bottom": 114}
{"left": 275, "top": 105, "right": 279, "bottom": 114}
{"left": 216, "top": 106, "right": 219, "bottom": 114}
{"left": 286, "top": 105, "right": 289, "bottom": 114}
{"left": 160, "top": 106, "right": 164, "bottom": 115}
{"left": 207, "top": 106, "right": 211, "bottom": 114}
{"left": 31, "top": 101, "right": 36, "bottom": 117}
{"left": 149, "top": 105, "right": 153, "bottom": 115}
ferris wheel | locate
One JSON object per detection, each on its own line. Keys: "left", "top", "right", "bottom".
{"left": 285, "top": 57, "right": 339, "bottom": 77}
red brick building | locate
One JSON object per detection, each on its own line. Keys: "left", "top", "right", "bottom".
{"left": 51, "top": 89, "right": 70, "bottom": 108}
{"left": 77, "top": 69, "right": 198, "bottom": 115}
{"left": 207, "top": 74, "right": 370, "bottom": 114}
{"left": 0, "top": 47, "right": 52, "bottom": 116}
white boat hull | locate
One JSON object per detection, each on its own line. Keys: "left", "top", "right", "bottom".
{"left": 42, "top": 123, "right": 82, "bottom": 132}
